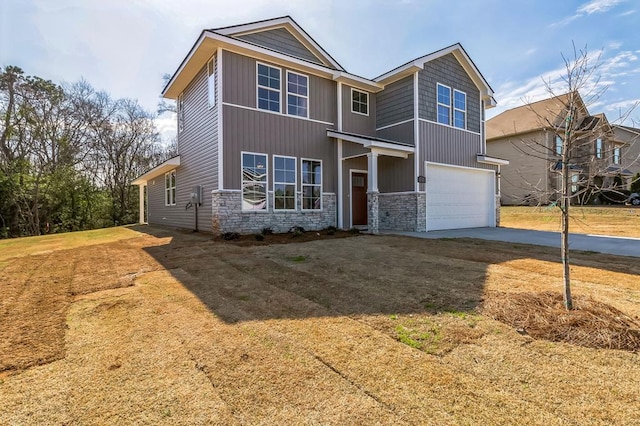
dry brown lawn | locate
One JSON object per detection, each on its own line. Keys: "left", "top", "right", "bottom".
{"left": 1, "top": 225, "right": 640, "bottom": 425}
{"left": 501, "top": 205, "right": 640, "bottom": 237}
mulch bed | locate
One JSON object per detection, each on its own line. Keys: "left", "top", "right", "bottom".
{"left": 213, "top": 228, "right": 363, "bottom": 246}
{"left": 483, "top": 291, "right": 640, "bottom": 352}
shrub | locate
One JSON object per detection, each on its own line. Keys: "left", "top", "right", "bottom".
{"left": 261, "top": 227, "right": 273, "bottom": 235}
{"left": 254, "top": 233, "right": 265, "bottom": 241}
{"left": 289, "top": 226, "right": 305, "bottom": 237}
{"left": 221, "top": 232, "right": 240, "bottom": 241}
{"left": 325, "top": 226, "right": 337, "bottom": 235}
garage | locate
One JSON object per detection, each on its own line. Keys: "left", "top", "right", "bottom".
{"left": 425, "top": 162, "right": 495, "bottom": 231}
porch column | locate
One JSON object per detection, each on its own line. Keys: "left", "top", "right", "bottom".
{"left": 367, "top": 152, "right": 379, "bottom": 234}
{"left": 138, "top": 184, "right": 146, "bottom": 224}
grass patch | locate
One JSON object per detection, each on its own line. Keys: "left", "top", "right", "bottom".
{"left": 290, "top": 255, "right": 306, "bottom": 262}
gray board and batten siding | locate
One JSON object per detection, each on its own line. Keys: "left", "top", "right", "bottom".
{"left": 418, "top": 53, "right": 481, "bottom": 134}
{"left": 222, "top": 106, "right": 337, "bottom": 191}
{"left": 223, "top": 50, "right": 336, "bottom": 124}
{"left": 148, "top": 62, "right": 218, "bottom": 231}
{"left": 235, "top": 27, "right": 326, "bottom": 66}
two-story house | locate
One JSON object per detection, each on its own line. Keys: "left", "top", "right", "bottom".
{"left": 133, "top": 16, "right": 506, "bottom": 234}
{"left": 486, "top": 93, "right": 629, "bottom": 205}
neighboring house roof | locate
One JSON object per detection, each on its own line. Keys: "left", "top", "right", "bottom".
{"left": 486, "top": 93, "right": 589, "bottom": 140}
{"left": 374, "top": 43, "right": 496, "bottom": 108}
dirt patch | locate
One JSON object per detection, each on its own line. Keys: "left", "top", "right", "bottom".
{"left": 483, "top": 291, "right": 640, "bottom": 351}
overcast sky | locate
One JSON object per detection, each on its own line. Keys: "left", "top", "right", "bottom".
{"left": 1, "top": 0, "right": 639, "bottom": 141}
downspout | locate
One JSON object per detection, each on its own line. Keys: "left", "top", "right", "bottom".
{"left": 337, "top": 81, "right": 344, "bottom": 229}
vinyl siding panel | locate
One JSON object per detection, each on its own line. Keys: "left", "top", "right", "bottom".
{"left": 236, "top": 28, "right": 324, "bottom": 65}
{"left": 376, "top": 120, "right": 415, "bottom": 145}
{"left": 148, "top": 61, "right": 218, "bottom": 231}
{"left": 419, "top": 120, "right": 495, "bottom": 171}
{"left": 342, "top": 85, "right": 376, "bottom": 136}
{"left": 223, "top": 51, "right": 336, "bottom": 124}
{"left": 379, "top": 156, "right": 414, "bottom": 193}
{"left": 223, "top": 105, "right": 337, "bottom": 192}
{"left": 376, "top": 76, "right": 414, "bottom": 128}
{"left": 418, "top": 53, "right": 481, "bottom": 134}
{"left": 487, "top": 130, "right": 553, "bottom": 205}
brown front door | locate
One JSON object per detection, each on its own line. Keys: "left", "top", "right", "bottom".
{"left": 352, "top": 172, "right": 367, "bottom": 226}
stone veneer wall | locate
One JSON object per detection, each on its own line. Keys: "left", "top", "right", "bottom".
{"left": 378, "top": 192, "right": 425, "bottom": 232}
{"left": 495, "top": 194, "right": 501, "bottom": 226}
{"left": 211, "top": 190, "right": 336, "bottom": 234}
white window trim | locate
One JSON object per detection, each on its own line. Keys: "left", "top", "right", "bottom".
{"left": 301, "top": 158, "right": 323, "bottom": 211}
{"left": 165, "top": 170, "right": 176, "bottom": 206}
{"left": 596, "top": 138, "right": 603, "bottom": 159}
{"left": 273, "top": 154, "right": 297, "bottom": 211}
{"left": 178, "top": 93, "right": 184, "bottom": 132}
{"left": 436, "top": 83, "right": 452, "bottom": 126}
{"left": 285, "top": 70, "right": 309, "bottom": 119}
{"left": 350, "top": 88, "right": 369, "bottom": 116}
{"left": 453, "top": 89, "right": 467, "bottom": 130}
{"left": 256, "top": 61, "right": 282, "bottom": 114}
{"left": 241, "top": 151, "right": 269, "bottom": 212}
{"left": 207, "top": 56, "right": 216, "bottom": 109}
{"left": 614, "top": 147, "right": 621, "bottom": 164}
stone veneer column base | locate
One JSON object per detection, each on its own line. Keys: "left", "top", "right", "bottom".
{"left": 377, "top": 192, "right": 426, "bottom": 232}
{"left": 211, "top": 190, "right": 336, "bottom": 234}
{"left": 367, "top": 191, "right": 380, "bottom": 234}
{"left": 495, "top": 194, "right": 501, "bottom": 227}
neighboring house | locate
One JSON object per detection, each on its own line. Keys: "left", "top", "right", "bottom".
{"left": 486, "top": 93, "right": 629, "bottom": 205}
{"left": 133, "top": 16, "right": 506, "bottom": 234}
{"left": 612, "top": 125, "right": 640, "bottom": 180}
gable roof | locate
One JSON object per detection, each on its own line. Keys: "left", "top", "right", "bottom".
{"left": 486, "top": 93, "right": 589, "bottom": 140}
{"left": 374, "top": 43, "right": 496, "bottom": 108}
{"left": 212, "top": 16, "right": 343, "bottom": 70}
{"left": 162, "top": 17, "right": 383, "bottom": 99}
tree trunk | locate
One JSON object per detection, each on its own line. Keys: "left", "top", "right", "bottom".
{"left": 562, "top": 114, "right": 573, "bottom": 310}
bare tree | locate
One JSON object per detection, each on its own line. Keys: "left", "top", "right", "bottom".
{"left": 510, "top": 44, "right": 637, "bottom": 309}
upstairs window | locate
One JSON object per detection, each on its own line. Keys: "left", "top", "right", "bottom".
{"left": 555, "top": 136, "right": 563, "bottom": 155}
{"left": 596, "top": 138, "right": 603, "bottom": 158}
{"left": 351, "top": 89, "right": 369, "bottom": 115}
{"left": 165, "top": 170, "right": 176, "bottom": 206}
{"left": 453, "top": 90, "right": 466, "bottom": 129}
{"left": 207, "top": 56, "right": 216, "bottom": 109}
{"left": 437, "top": 83, "right": 451, "bottom": 125}
{"left": 286, "top": 71, "right": 308, "bottom": 118}
{"left": 242, "top": 152, "right": 268, "bottom": 210}
{"left": 274, "top": 155, "right": 297, "bottom": 210}
{"left": 302, "top": 159, "right": 322, "bottom": 210}
{"left": 257, "top": 63, "right": 281, "bottom": 113}
{"left": 614, "top": 147, "right": 621, "bottom": 164}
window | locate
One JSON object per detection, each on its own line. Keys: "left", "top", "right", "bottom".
{"left": 351, "top": 89, "right": 369, "bottom": 115}
{"left": 286, "top": 71, "right": 308, "bottom": 118}
{"left": 273, "top": 156, "right": 296, "bottom": 210}
{"left": 178, "top": 94, "right": 184, "bottom": 132}
{"left": 207, "top": 56, "right": 216, "bottom": 109}
{"left": 242, "top": 152, "right": 268, "bottom": 210}
{"left": 165, "top": 170, "right": 176, "bottom": 206}
{"left": 614, "top": 147, "right": 621, "bottom": 164}
{"left": 555, "top": 136, "right": 563, "bottom": 155}
{"left": 437, "top": 84, "right": 451, "bottom": 125}
{"left": 571, "top": 173, "right": 579, "bottom": 194}
{"left": 257, "top": 63, "right": 281, "bottom": 112}
{"left": 302, "top": 159, "right": 322, "bottom": 210}
{"left": 453, "top": 90, "right": 466, "bottom": 129}
{"left": 596, "top": 138, "right": 602, "bottom": 158}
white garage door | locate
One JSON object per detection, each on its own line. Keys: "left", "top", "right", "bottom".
{"left": 425, "top": 163, "right": 495, "bottom": 231}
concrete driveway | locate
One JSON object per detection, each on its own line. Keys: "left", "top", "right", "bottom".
{"left": 385, "top": 227, "right": 640, "bottom": 258}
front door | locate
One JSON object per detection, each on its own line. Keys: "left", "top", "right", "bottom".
{"left": 351, "top": 172, "right": 368, "bottom": 226}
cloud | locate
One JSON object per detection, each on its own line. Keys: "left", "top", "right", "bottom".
{"left": 617, "top": 9, "right": 636, "bottom": 16}
{"left": 577, "top": 0, "right": 626, "bottom": 14}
